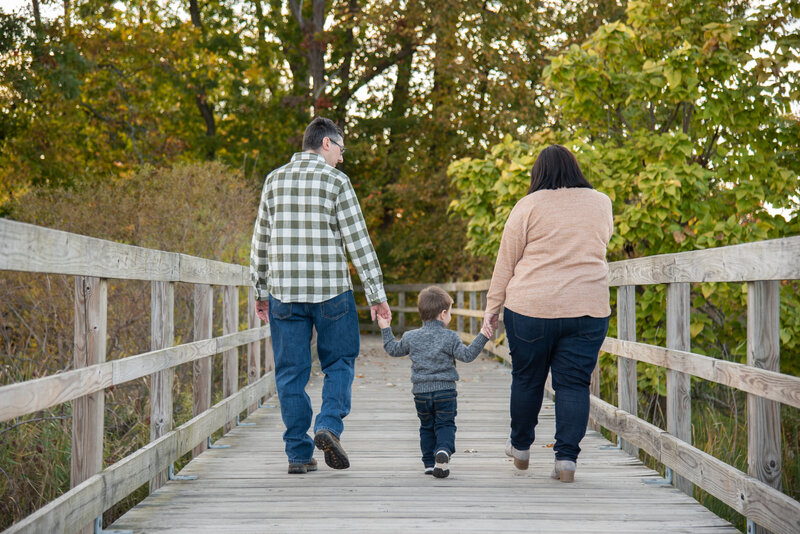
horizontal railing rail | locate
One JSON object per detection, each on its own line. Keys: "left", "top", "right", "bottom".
{"left": 0, "top": 219, "right": 273, "bottom": 533}
{"left": 0, "top": 218, "right": 249, "bottom": 285}
{"left": 357, "top": 235, "right": 800, "bottom": 534}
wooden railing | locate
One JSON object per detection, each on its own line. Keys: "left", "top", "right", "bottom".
{"left": 0, "top": 219, "right": 274, "bottom": 533}
{"left": 357, "top": 236, "right": 800, "bottom": 534}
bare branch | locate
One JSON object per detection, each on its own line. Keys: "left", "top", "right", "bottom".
{"left": 288, "top": 0, "right": 306, "bottom": 31}
{"left": 659, "top": 103, "right": 681, "bottom": 133}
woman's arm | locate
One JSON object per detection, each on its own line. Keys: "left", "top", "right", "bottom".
{"left": 485, "top": 203, "right": 528, "bottom": 315}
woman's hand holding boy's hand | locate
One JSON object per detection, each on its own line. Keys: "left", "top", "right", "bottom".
{"left": 377, "top": 315, "right": 391, "bottom": 329}
{"left": 481, "top": 312, "right": 498, "bottom": 339}
{"left": 480, "top": 321, "right": 494, "bottom": 339}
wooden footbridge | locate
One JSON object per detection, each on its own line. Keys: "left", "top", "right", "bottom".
{"left": 1, "top": 218, "right": 799, "bottom": 533}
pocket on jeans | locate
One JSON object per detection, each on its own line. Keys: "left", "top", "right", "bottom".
{"left": 434, "top": 394, "right": 457, "bottom": 416}
{"left": 578, "top": 316, "right": 609, "bottom": 342}
{"left": 511, "top": 312, "right": 545, "bottom": 343}
{"left": 321, "top": 292, "right": 349, "bottom": 320}
{"left": 414, "top": 398, "right": 432, "bottom": 419}
{"left": 270, "top": 297, "right": 292, "bottom": 320}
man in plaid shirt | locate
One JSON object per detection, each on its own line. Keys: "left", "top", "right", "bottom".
{"left": 251, "top": 117, "right": 391, "bottom": 474}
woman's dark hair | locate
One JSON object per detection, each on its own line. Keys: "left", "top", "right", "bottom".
{"left": 528, "top": 144, "right": 593, "bottom": 194}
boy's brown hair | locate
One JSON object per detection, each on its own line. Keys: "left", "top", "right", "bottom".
{"left": 418, "top": 286, "right": 454, "bottom": 322}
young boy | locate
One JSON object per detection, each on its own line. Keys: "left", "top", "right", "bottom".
{"left": 377, "top": 286, "right": 493, "bottom": 478}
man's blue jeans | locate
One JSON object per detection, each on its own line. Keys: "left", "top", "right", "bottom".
{"left": 268, "top": 291, "right": 360, "bottom": 464}
{"left": 504, "top": 309, "right": 609, "bottom": 462}
{"left": 413, "top": 390, "right": 457, "bottom": 468}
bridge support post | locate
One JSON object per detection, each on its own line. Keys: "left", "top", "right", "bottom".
{"left": 667, "top": 282, "right": 692, "bottom": 496}
{"left": 617, "top": 285, "right": 638, "bottom": 458}
{"left": 469, "top": 291, "right": 477, "bottom": 334}
{"left": 222, "top": 285, "right": 239, "bottom": 433}
{"left": 150, "top": 280, "right": 175, "bottom": 493}
{"left": 247, "top": 287, "right": 261, "bottom": 415}
{"left": 398, "top": 291, "right": 406, "bottom": 332}
{"left": 72, "top": 276, "right": 107, "bottom": 534}
{"left": 193, "top": 284, "right": 213, "bottom": 458}
{"left": 747, "top": 280, "right": 781, "bottom": 534}
{"left": 456, "top": 290, "right": 464, "bottom": 333}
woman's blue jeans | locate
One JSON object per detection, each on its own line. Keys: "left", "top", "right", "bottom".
{"left": 268, "top": 291, "right": 360, "bottom": 464}
{"left": 504, "top": 308, "right": 609, "bottom": 462}
{"left": 413, "top": 390, "right": 457, "bottom": 467}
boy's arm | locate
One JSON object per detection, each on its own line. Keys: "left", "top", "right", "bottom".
{"left": 381, "top": 327, "right": 410, "bottom": 357}
{"left": 451, "top": 331, "right": 489, "bottom": 363}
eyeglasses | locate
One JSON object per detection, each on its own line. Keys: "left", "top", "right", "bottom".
{"left": 329, "top": 138, "right": 346, "bottom": 154}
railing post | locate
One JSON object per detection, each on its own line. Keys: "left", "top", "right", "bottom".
{"left": 398, "top": 291, "right": 406, "bottom": 332}
{"left": 667, "top": 282, "right": 692, "bottom": 495}
{"left": 617, "top": 285, "right": 638, "bottom": 457}
{"left": 747, "top": 280, "right": 781, "bottom": 534}
{"left": 456, "top": 290, "right": 464, "bottom": 334}
{"left": 247, "top": 287, "right": 261, "bottom": 415}
{"left": 150, "top": 280, "right": 174, "bottom": 492}
{"left": 469, "top": 291, "right": 477, "bottom": 335}
{"left": 72, "top": 276, "right": 107, "bottom": 534}
{"left": 192, "top": 284, "right": 213, "bottom": 458}
{"left": 223, "top": 285, "right": 239, "bottom": 433}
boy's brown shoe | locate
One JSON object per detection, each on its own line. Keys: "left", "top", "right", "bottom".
{"left": 288, "top": 458, "right": 318, "bottom": 474}
{"left": 314, "top": 430, "right": 350, "bottom": 469}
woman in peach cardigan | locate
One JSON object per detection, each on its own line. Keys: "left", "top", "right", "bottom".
{"left": 483, "top": 144, "right": 613, "bottom": 482}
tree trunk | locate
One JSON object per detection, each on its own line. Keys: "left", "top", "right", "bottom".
{"left": 188, "top": 0, "right": 215, "bottom": 159}
{"left": 288, "top": 0, "right": 329, "bottom": 114}
{"left": 63, "top": 0, "right": 70, "bottom": 33}
{"left": 31, "top": 0, "right": 42, "bottom": 32}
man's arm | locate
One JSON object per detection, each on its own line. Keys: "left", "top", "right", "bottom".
{"left": 250, "top": 179, "right": 272, "bottom": 303}
{"left": 335, "top": 178, "right": 387, "bottom": 307}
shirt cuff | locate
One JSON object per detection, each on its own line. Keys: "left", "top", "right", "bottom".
{"left": 364, "top": 284, "right": 387, "bottom": 306}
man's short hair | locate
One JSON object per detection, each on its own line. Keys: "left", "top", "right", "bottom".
{"left": 418, "top": 286, "right": 454, "bottom": 322}
{"left": 303, "top": 117, "right": 343, "bottom": 151}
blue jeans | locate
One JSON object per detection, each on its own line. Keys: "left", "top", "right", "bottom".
{"left": 504, "top": 309, "right": 609, "bottom": 462}
{"left": 268, "top": 291, "right": 360, "bottom": 464}
{"left": 413, "top": 390, "right": 457, "bottom": 468}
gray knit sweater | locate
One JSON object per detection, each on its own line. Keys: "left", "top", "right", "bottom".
{"left": 381, "top": 320, "right": 489, "bottom": 394}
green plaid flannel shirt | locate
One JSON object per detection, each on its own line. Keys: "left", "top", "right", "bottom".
{"left": 250, "top": 152, "right": 387, "bottom": 305}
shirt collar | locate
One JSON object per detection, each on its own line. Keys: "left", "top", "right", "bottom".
{"left": 291, "top": 151, "right": 326, "bottom": 164}
{"left": 422, "top": 320, "right": 445, "bottom": 328}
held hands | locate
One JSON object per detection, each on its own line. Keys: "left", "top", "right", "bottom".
{"left": 370, "top": 301, "right": 392, "bottom": 323}
{"left": 377, "top": 315, "right": 391, "bottom": 329}
{"left": 255, "top": 300, "right": 269, "bottom": 323}
{"left": 481, "top": 312, "right": 499, "bottom": 339}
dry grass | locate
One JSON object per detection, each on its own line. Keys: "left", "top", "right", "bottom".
{"left": 1, "top": 161, "right": 255, "bottom": 529}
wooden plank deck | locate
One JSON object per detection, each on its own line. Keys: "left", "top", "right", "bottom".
{"left": 112, "top": 335, "right": 737, "bottom": 533}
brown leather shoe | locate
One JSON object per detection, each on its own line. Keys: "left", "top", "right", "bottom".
{"left": 314, "top": 430, "right": 350, "bottom": 469}
{"left": 288, "top": 458, "right": 318, "bottom": 474}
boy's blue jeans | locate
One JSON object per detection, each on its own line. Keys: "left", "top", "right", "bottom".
{"left": 504, "top": 309, "right": 609, "bottom": 462}
{"left": 413, "top": 389, "right": 457, "bottom": 468}
{"left": 268, "top": 291, "right": 360, "bottom": 464}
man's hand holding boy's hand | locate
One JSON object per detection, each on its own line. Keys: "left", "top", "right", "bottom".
{"left": 377, "top": 315, "right": 391, "bottom": 329}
